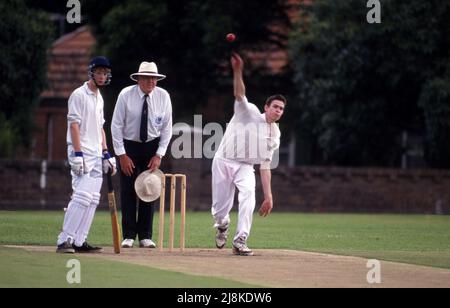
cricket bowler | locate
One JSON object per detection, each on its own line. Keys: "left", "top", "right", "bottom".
{"left": 212, "top": 52, "right": 286, "bottom": 256}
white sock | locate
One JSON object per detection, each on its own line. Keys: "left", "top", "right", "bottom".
{"left": 213, "top": 216, "right": 231, "bottom": 229}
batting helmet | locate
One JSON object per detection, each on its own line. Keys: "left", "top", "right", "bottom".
{"left": 88, "top": 56, "right": 112, "bottom": 85}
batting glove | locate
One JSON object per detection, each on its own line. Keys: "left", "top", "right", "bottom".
{"left": 70, "top": 152, "right": 84, "bottom": 176}
{"left": 102, "top": 151, "right": 117, "bottom": 176}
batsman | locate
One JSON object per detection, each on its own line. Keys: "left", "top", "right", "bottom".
{"left": 56, "top": 56, "right": 117, "bottom": 253}
{"left": 212, "top": 52, "right": 286, "bottom": 256}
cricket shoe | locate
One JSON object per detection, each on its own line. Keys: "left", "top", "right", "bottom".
{"left": 232, "top": 238, "right": 254, "bottom": 256}
{"left": 121, "top": 239, "right": 135, "bottom": 248}
{"left": 56, "top": 239, "right": 75, "bottom": 254}
{"left": 139, "top": 239, "right": 156, "bottom": 248}
{"left": 73, "top": 242, "right": 103, "bottom": 253}
{"left": 215, "top": 227, "right": 229, "bottom": 249}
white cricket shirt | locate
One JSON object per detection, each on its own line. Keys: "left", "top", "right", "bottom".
{"left": 66, "top": 82, "right": 105, "bottom": 157}
{"left": 215, "top": 96, "right": 281, "bottom": 169}
{"left": 111, "top": 85, "right": 173, "bottom": 157}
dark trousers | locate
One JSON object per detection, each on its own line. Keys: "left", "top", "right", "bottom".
{"left": 120, "top": 138, "right": 160, "bottom": 241}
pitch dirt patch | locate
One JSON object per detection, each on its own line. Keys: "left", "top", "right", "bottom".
{"left": 7, "top": 245, "right": 450, "bottom": 288}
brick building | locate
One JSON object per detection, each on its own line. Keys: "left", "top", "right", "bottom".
{"left": 33, "top": 26, "right": 95, "bottom": 161}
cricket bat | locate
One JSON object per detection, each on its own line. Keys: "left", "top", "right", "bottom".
{"left": 107, "top": 172, "right": 121, "bottom": 254}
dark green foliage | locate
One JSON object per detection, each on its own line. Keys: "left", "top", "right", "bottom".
{"left": 290, "top": 0, "right": 450, "bottom": 167}
{"left": 419, "top": 78, "right": 450, "bottom": 168}
{"left": 0, "top": 114, "right": 18, "bottom": 157}
{"left": 0, "top": 0, "right": 54, "bottom": 154}
{"left": 82, "top": 0, "right": 292, "bottom": 120}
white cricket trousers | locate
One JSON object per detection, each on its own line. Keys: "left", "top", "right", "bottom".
{"left": 211, "top": 157, "right": 256, "bottom": 243}
{"left": 57, "top": 153, "right": 103, "bottom": 247}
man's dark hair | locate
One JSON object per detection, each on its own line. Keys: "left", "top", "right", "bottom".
{"left": 265, "top": 94, "right": 287, "bottom": 107}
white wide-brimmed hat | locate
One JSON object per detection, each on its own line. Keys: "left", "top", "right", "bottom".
{"left": 130, "top": 62, "right": 166, "bottom": 82}
{"left": 134, "top": 169, "right": 165, "bottom": 202}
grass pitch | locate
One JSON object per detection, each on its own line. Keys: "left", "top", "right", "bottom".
{"left": 0, "top": 246, "right": 258, "bottom": 288}
{"left": 1, "top": 211, "right": 449, "bottom": 268}
{"left": 0, "top": 211, "right": 449, "bottom": 287}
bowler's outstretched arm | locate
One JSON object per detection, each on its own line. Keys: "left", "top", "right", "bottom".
{"left": 231, "top": 53, "right": 246, "bottom": 102}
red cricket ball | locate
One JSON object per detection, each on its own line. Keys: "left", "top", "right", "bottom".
{"left": 226, "top": 33, "right": 236, "bottom": 43}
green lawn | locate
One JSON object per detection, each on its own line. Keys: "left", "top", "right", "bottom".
{"left": 0, "top": 246, "right": 258, "bottom": 288}
{"left": 1, "top": 211, "right": 450, "bottom": 269}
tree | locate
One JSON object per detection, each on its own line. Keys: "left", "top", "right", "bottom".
{"left": 419, "top": 78, "right": 450, "bottom": 168}
{"left": 82, "top": 0, "right": 293, "bottom": 121}
{"left": 0, "top": 0, "right": 53, "bottom": 157}
{"left": 24, "top": 0, "right": 85, "bottom": 37}
{"left": 0, "top": 113, "right": 18, "bottom": 158}
{"left": 290, "top": 0, "right": 450, "bottom": 167}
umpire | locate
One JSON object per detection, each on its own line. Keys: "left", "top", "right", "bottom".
{"left": 111, "top": 62, "right": 173, "bottom": 249}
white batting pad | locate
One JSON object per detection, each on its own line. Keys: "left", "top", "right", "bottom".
{"left": 74, "top": 189, "right": 101, "bottom": 247}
